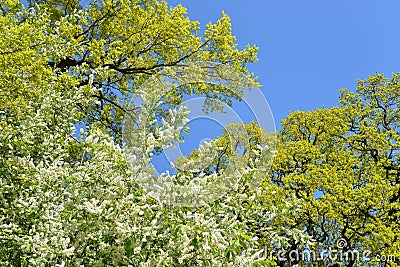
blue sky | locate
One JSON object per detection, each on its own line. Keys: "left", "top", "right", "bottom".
{"left": 168, "top": 0, "right": 400, "bottom": 127}
{"left": 152, "top": 0, "right": 400, "bottom": 172}
{"left": 24, "top": 0, "right": 400, "bottom": 171}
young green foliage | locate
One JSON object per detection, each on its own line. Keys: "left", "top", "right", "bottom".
{"left": 15, "top": 0, "right": 259, "bottom": 142}
{"left": 0, "top": 1, "right": 308, "bottom": 266}
{"left": 270, "top": 73, "right": 400, "bottom": 267}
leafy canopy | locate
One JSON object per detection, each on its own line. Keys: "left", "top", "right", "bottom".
{"left": 3, "top": 0, "right": 259, "bottom": 142}
{"left": 270, "top": 73, "right": 400, "bottom": 267}
{"left": 0, "top": 0, "right": 308, "bottom": 266}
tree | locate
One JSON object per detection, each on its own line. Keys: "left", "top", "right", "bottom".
{"left": 0, "top": 1, "right": 309, "bottom": 265}
{"left": 175, "top": 121, "right": 275, "bottom": 176}
{"left": 2, "top": 0, "right": 259, "bottom": 142}
{"left": 269, "top": 73, "right": 400, "bottom": 267}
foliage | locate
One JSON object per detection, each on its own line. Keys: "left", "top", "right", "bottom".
{"left": 270, "top": 73, "right": 400, "bottom": 267}
{"left": 5, "top": 0, "right": 259, "bottom": 142}
{"left": 0, "top": 0, "right": 309, "bottom": 266}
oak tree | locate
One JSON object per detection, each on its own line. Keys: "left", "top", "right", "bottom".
{"left": 270, "top": 73, "right": 400, "bottom": 267}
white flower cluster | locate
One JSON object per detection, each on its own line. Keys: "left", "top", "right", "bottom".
{"left": 0, "top": 5, "right": 310, "bottom": 267}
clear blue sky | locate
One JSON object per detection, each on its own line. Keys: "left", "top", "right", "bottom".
{"left": 26, "top": 0, "right": 400, "bottom": 172}
{"left": 157, "top": 0, "right": 400, "bottom": 172}
{"left": 168, "top": 0, "right": 400, "bottom": 127}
